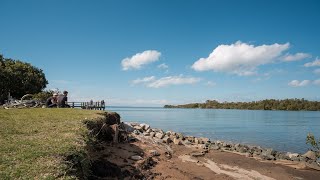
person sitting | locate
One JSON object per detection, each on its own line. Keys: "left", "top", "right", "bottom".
{"left": 46, "top": 93, "right": 58, "bottom": 108}
{"left": 57, "top": 90, "right": 70, "bottom": 108}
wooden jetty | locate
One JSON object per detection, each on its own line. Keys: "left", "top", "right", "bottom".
{"left": 67, "top": 101, "right": 106, "bottom": 110}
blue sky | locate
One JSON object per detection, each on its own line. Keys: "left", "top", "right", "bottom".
{"left": 1, "top": 0, "right": 320, "bottom": 106}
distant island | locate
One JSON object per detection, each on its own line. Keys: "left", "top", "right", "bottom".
{"left": 164, "top": 99, "right": 320, "bottom": 111}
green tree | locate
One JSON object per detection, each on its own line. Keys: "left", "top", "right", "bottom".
{"left": 0, "top": 54, "right": 48, "bottom": 103}
{"left": 306, "top": 133, "right": 320, "bottom": 158}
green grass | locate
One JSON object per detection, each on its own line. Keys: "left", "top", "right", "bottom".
{"left": 0, "top": 108, "right": 103, "bottom": 179}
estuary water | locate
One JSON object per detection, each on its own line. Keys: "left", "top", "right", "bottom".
{"left": 107, "top": 106, "right": 320, "bottom": 153}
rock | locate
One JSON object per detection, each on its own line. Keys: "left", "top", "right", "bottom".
{"left": 245, "top": 153, "right": 253, "bottom": 157}
{"left": 305, "top": 161, "right": 320, "bottom": 171}
{"left": 286, "top": 152, "right": 300, "bottom": 161}
{"left": 146, "top": 129, "right": 152, "bottom": 133}
{"left": 185, "top": 136, "right": 195, "bottom": 142}
{"left": 162, "top": 136, "right": 171, "bottom": 144}
{"left": 143, "top": 132, "right": 150, "bottom": 136}
{"left": 194, "top": 138, "right": 201, "bottom": 144}
{"left": 302, "top": 150, "right": 317, "bottom": 160}
{"left": 191, "top": 152, "right": 205, "bottom": 157}
{"left": 198, "top": 144, "right": 206, "bottom": 149}
{"left": 134, "top": 126, "right": 143, "bottom": 132}
{"left": 200, "top": 137, "right": 210, "bottom": 144}
{"left": 133, "top": 130, "right": 140, "bottom": 135}
{"left": 149, "top": 132, "right": 155, "bottom": 138}
{"left": 183, "top": 140, "right": 192, "bottom": 145}
{"left": 123, "top": 122, "right": 135, "bottom": 132}
{"left": 130, "top": 155, "right": 143, "bottom": 161}
{"left": 222, "top": 142, "right": 232, "bottom": 148}
{"left": 149, "top": 150, "right": 160, "bottom": 157}
{"left": 276, "top": 152, "right": 290, "bottom": 160}
{"left": 140, "top": 123, "right": 150, "bottom": 131}
{"left": 155, "top": 132, "right": 165, "bottom": 139}
{"left": 165, "top": 131, "right": 172, "bottom": 136}
{"left": 176, "top": 133, "right": 184, "bottom": 140}
{"left": 261, "top": 148, "right": 277, "bottom": 160}
{"left": 252, "top": 147, "right": 263, "bottom": 155}
{"left": 210, "top": 145, "right": 220, "bottom": 150}
{"left": 239, "top": 147, "right": 248, "bottom": 153}
{"left": 173, "top": 138, "right": 182, "bottom": 145}
{"left": 261, "top": 155, "right": 275, "bottom": 160}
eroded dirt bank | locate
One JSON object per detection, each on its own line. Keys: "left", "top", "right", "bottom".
{"left": 79, "top": 112, "right": 320, "bottom": 180}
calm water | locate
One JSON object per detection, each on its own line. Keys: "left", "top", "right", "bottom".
{"left": 107, "top": 107, "right": 320, "bottom": 153}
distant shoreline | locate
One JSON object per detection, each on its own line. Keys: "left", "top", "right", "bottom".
{"left": 164, "top": 98, "right": 320, "bottom": 111}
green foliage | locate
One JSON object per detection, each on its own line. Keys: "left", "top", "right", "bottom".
{"left": 0, "top": 54, "right": 48, "bottom": 103}
{"left": 32, "top": 90, "right": 54, "bottom": 102}
{"left": 164, "top": 98, "right": 320, "bottom": 111}
{"left": 306, "top": 133, "right": 320, "bottom": 157}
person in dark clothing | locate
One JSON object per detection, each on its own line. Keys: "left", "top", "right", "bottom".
{"left": 46, "top": 93, "right": 58, "bottom": 108}
{"left": 57, "top": 90, "right": 70, "bottom": 108}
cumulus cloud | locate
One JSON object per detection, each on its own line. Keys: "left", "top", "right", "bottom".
{"left": 304, "top": 57, "right": 320, "bottom": 67}
{"left": 147, "top": 75, "right": 201, "bottom": 88}
{"left": 132, "top": 75, "right": 201, "bottom": 88}
{"left": 121, "top": 50, "right": 161, "bottom": 70}
{"left": 131, "top": 76, "right": 155, "bottom": 85}
{"left": 191, "top": 41, "right": 290, "bottom": 76}
{"left": 282, "top": 53, "right": 311, "bottom": 61}
{"left": 157, "top": 63, "right": 169, "bottom": 69}
{"left": 288, "top": 80, "right": 311, "bottom": 87}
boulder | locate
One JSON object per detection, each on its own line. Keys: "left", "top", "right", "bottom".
{"left": 162, "top": 136, "right": 172, "bottom": 144}
{"left": 122, "top": 122, "right": 135, "bottom": 132}
{"left": 302, "top": 150, "right": 317, "bottom": 160}
{"left": 130, "top": 155, "right": 143, "bottom": 161}
{"left": 149, "top": 132, "right": 155, "bottom": 138}
{"left": 191, "top": 152, "right": 205, "bottom": 157}
{"left": 286, "top": 152, "right": 300, "bottom": 161}
{"left": 306, "top": 161, "right": 320, "bottom": 171}
{"left": 140, "top": 123, "right": 150, "bottom": 131}
{"left": 143, "top": 132, "right": 150, "bottom": 136}
{"left": 146, "top": 129, "right": 152, "bottom": 133}
{"left": 155, "top": 132, "right": 165, "bottom": 139}
{"left": 194, "top": 138, "right": 201, "bottom": 144}
{"left": 134, "top": 126, "right": 143, "bottom": 132}
{"left": 210, "top": 145, "right": 220, "bottom": 150}
{"left": 173, "top": 138, "right": 182, "bottom": 145}
{"left": 149, "top": 150, "right": 160, "bottom": 157}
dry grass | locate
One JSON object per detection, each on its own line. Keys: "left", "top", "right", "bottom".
{"left": 0, "top": 108, "right": 103, "bottom": 179}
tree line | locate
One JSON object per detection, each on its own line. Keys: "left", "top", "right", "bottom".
{"left": 0, "top": 54, "right": 48, "bottom": 103}
{"left": 164, "top": 99, "right": 320, "bottom": 111}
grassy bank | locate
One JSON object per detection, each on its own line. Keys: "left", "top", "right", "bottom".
{"left": 0, "top": 108, "right": 103, "bottom": 179}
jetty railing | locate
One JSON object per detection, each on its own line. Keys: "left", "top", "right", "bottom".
{"left": 67, "top": 101, "right": 106, "bottom": 110}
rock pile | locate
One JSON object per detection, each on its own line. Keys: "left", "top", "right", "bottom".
{"left": 125, "top": 122, "right": 320, "bottom": 170}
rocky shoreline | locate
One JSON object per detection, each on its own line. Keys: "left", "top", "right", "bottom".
{"left": 124, "top": 122, "right": 320, "bottom": 171}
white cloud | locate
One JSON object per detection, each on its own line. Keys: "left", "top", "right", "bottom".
{"left": 288, "top": 80, "right": 311, "bottom": 87}
{"left": 282, "top": 53, "right": 311, "bottom": 61}
{"left": 314, "top": 79, "right": 320, "bottom": 85}
{"left": 131, "top": 76, "right": 155, "bottom": 85}
{"left": 304, "top": 57, "right": 320, "bottom": 67}
{"left": 157, "top": 63, "right": 168, "bottom": 69}
{"left": 191, "top": 41, "right": 290, "bottom": 76}
{"left": 121, "top": 50, "right": 161, "bottom": 70}
{"left": 314, "top": 69, "right": 320, "bottom": 74}
{"left": 147, "top": 75, "right": 201, "bottom": 88}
